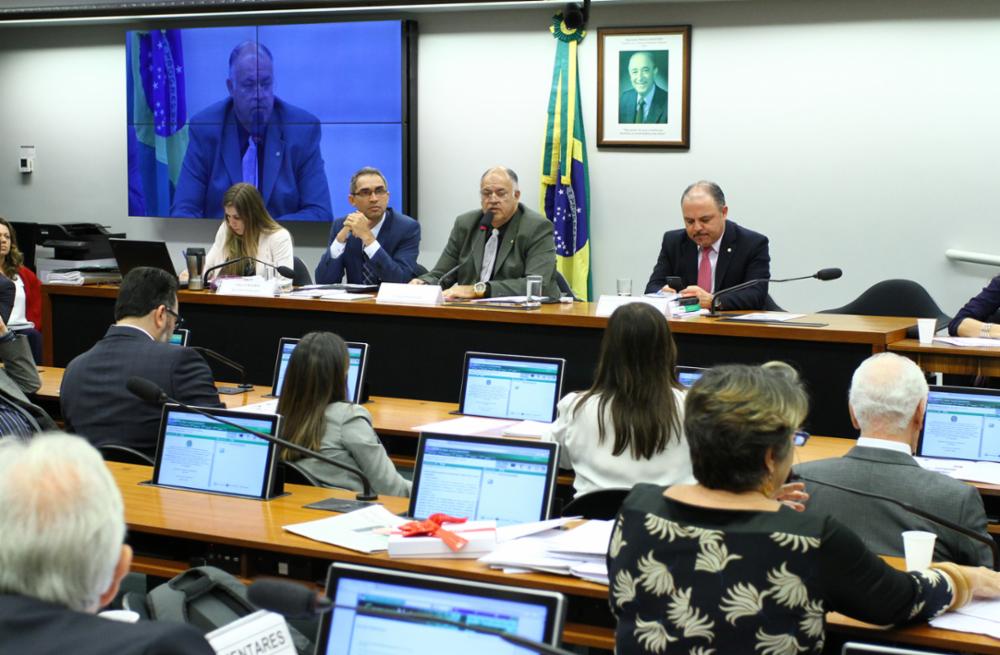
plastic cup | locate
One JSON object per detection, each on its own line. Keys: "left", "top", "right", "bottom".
{"left": 526, "top": 275, "right": 543, "bottom": 302}
{"left": 616, "top": 278, "right": 632, "bottom": 296}
{"left": 917, "top": 318, "right": 937, "bottom": 345}
{"left": 902, "top": 530, "right": 937, "bottom": 570}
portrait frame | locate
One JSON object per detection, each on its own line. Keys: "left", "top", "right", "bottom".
{"left": 597, "top": 25, "right": 691, "bottom": 148}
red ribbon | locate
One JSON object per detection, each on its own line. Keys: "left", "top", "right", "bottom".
{"left": 397, "top": 513, "right": 469, "bottom": 552}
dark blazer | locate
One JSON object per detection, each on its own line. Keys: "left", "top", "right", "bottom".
{"left": 419, "top": 204, "right": 560, "bottom": 299}
{"left": 314, "top": 208, "right": 421, "bottom": 284}
{"left": 643, "top": 220, "right": 771, "bottom": 310}
{"left": 798, "top": 445, "right": 993, "bottom": 567}
{"left": 618, "top": 85, "right": 668, "bottom": 123}
{"left": 60, "top": 326, "right": 224, "bottom": 457}
{"left": 0, "top": 594, "right": 213, "bottom": 655}
{"left": 171, "top": 98, "right": 333, "bottom": 222}
{"left": 949, "top": 275, "right": 1000, "bottom": 335}
{"left": 0, "top": 333, "right": 57, "bottom": 433}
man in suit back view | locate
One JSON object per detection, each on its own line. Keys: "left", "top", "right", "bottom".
{"left": 0, "top": 433, "right": 213, "bottom": 654}
{"left": 60, "top": 266, "right": 224, "bottom": 458}
{"left": 797, "top": 353, "right": 993, "bottom": 566}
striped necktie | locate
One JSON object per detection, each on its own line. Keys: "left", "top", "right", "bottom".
{"left": 361, "top": 253, "right": 380, "bottom": 286}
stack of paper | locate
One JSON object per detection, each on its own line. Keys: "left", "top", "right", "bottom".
{"left": 46, "top": 270, "right": 121, "bottom": 285}
{"left": 284, "top": 504, "right": 406, "bottom": 553}
{"left": 916, "top": 457, "right": 1000, "bottom": 485}
{"left": 933, "top": 336, "right": 1000, "bottom": 348}
{"left": 479, "top": 520, "right": 612, "bottom": 585}
{"left": 930, "top": 598, "right": 1000, "bottom": 638}
{"left": 413, "top": 416, "right": 551, "bottom": 439}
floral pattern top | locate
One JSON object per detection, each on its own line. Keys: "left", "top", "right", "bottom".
{"left": 607, "top": 484, "right": 954, "bottom": 654}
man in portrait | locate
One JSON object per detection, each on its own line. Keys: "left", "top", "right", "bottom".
{"left": 171, "top": 41, "right": 333, "bottom": 221}
{"left": 618, "top": 50, "right": 669, "bottom": 124}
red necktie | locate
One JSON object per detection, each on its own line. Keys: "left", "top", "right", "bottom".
{"left": 697, "top": 247, "right": 713, "bottom": 291}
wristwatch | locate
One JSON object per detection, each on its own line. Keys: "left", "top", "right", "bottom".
{"left": 474, "top": 282, "right": 488, "bottom": 298}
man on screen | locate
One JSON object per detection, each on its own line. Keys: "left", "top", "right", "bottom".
{"left": 618, "top": 51, "right": 668, "bottom": 124}
{"left": 314, "top": 166, "right": 421, "bottom": 285}
{"left": 171, "top": 42, "right": 333, "bottom": 221}
{"left": 797, "top": 353, "right": 993, "bottom": 567}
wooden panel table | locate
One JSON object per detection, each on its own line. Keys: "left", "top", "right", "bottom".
{"left": 891, "top": 338, "right": 1000, "bottom": 378}
{"left": 42, "top": 284, "right": 914, "bottom": 436}
{"left": 109, "top": 462, "right": 1000, "bottom": 654}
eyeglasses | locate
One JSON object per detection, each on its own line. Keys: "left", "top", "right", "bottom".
{"left": 164, "top": 306, "right": 185, "bottom": 328}
{"left": 480, "top": 188, "right": 511, "bottom": 200}
{"left": 793, "top": 430, "right": 810, "bottom": 447}
{"left": 352, "top": 186, "right": 387, "bottom": 198}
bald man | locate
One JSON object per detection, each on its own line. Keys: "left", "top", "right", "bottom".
{"left": 618, "top": 51, "right": 668, "bottom": 124}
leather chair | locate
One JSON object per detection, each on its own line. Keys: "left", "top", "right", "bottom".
{"left": 560, "top": 487, "right": 630, "bottom": 520}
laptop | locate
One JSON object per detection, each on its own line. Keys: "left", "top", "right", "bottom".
{"left": 917, "top": 385, "right": 1000, "bottom": 463}
{"left": 169, "top": 328, "right": 190, "bottom": 346}
{"left": 458, "top": 352, "right": 565, "bottom": 423}
{"left": 148, "top": 404, "right": 282, "bottom": 500}
{"left": 676, "top": 365, "right": 706, "bottom": 388}
{"left": 266, "top": 337, "right": 369, "bottom": 402}
{"left": 109, "top": 238, "right": 179, "bottom": 279}
{"left": 408, "top": 433, "right": 559, "bottom": 527}
{"left": 317, "top": 562, "right": 566, "bottom": 654}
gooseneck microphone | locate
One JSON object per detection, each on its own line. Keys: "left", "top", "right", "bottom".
{"left": 708, "top": 267, "right": 843, "bottom": 315}
{"left": 190, "top": 346, "right": 251, "bottom": 391}
{"left": 125, "top": 377, "right": 378, "bottom": 502}
{"left": 202, "top": 257, "right": 296, "bottom": 284}
{"left": 439, "top": 212, "right": 493, "bottom": 289}
{"left": 793, "top": 471, "right": 999, "bottom": 570}
{"left": 247, "top": 578, "right": 575, "bottom": 655}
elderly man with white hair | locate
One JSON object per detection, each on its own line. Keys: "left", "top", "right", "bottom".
{"left": 0, "top": 433, "right": 213, "bottom": 655}
{"left": 797, "top": 353, "right": 992, "bottom": 566}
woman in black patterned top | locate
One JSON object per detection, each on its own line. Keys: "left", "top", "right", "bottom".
{"left": 607, "top": 363, "right": 1000, "bottom": 654}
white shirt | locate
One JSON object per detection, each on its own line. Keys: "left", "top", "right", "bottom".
{"left": 115, "top": 323, "right": 156, "bottom": 341}
{"left": 204, "top": 222, "right": 294, "bottom": 281}
{"left": 7, "top": 276, "right": 33, "bottom": 330}
{"left": 699, "top": 228, "right": 725, "bottom": 292}
{"left": 543, "top": 389, "right": 695, "bottom": 498}
{"left": 856, "top": 436, "right": 913, "bottom": 456}
{"left": 328, "top": 213, "right": 385, "bottom": 260}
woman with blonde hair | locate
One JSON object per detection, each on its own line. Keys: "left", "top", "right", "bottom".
{"left": 203, "top": 183, "right": 293, "bottom": 281}
{"left": 276, "top": 331, "right": 410, "bottom": 496}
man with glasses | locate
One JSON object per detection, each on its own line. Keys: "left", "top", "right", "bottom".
{"left": 61, "top": 267, "right": 224, "bottom": 458}
{"left": 314, "top": 166, "right": 421, "bottom": 285}
{"left": 414, "top": 166, "right": 559, "bottom": 300}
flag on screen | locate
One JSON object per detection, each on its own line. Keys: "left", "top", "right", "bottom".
{"left": 541, "top": 14, "right": 592, "bottom": 301}
{"left": 128, "top": 29, "right": 189, "bottom": 216}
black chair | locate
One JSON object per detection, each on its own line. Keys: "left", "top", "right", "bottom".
{"left": 280, "top": 460, "right": 323, "bottom": 487}
{"left": 555, "top": 270, "right": 580, "bottom": 301}
{"left": 819, "top": 279, "right": 951, "bottom": 335}
{"left": 560, "top": 487, "right": 630, "bottom": 520}
{"left": 98, "top": 444, "right": 154, "bottom": 466}
{"left": 291, "top": 256, "right": 312, "bottom": 287}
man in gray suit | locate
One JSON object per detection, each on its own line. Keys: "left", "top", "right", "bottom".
{"left": 0, "top": 315, "right": 56, "bottom": 436}
{"left": 798, "top": 352, "right": 993, "bottom": 566}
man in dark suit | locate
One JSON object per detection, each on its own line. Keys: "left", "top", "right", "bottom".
{"left": 0, "top": 433, "right": 213, "bottom": 654}
{"left": 644, "top": 180, "right": 770, "bottom": 310}
{"left": 315, "top": 166, "right": 421, "bottom": 285}
{"left": 171, "top": 42, "right": 333, "bottom": 221}
{"left": 61, "top": 267, "right": 224, "bottom": 458}
{"left": 618, "top": 51, "right": 668, "bottom": 123}
{"left": 414, "top": 166, "right": 559, "bottom": 300}
{"left": 797, "top": 353, "right": 993, "bottom": 567}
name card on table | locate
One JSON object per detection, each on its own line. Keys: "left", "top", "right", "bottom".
{"left": 377, "top": 282, "right": 443, "bottom": 306}
{"left": 595, "top": 294, "right": 670, "bottom": 317}
{"left": 215, "top": 276, "right": 280, "bottom": 298}
{"left": 206, "top": 610, "right": 297, "bottom": 655}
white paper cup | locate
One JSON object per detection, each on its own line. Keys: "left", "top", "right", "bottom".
{"left": 902, "top": 530, "right": 937, "bottom": 570}
{"left": 98, "top": 609, "right": 140, "bottom": 623}
{"left": 917, "top": 318, "right": 937, "bottom": 345}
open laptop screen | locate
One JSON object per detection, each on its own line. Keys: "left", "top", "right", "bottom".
{"left": 918, "top": 385, "right": 1000, "bottom": 463}
{"left": 270, "top": 337, "right": 368, "bottom": 402}
{"left": 458, "top": 352, "right": 565, "bottom": 423}
{"left": 317, "top": 563, "right": 566, "bottom": 654}
{"left": 151, "top": 405, "right": 281, "bottom": 499}
{"left": 169, "top": 328, "right": 189, "bottom": 346}
{"left": 409, "top": 433, "right": 559, "bottom": 527}
{"left": 676, "top": 365, "right": 705, "bottom": 388}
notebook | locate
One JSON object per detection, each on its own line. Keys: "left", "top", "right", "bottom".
{"left": 169, "top": 328, "right": 189, "bottom": 346}
{"left": 267, "top": 337, "right": 369, "bottom": 402}
{"left": 408, "top": 433, "right": 559, "bottom": 527}
{"left": 316, "top": 562, "right": 566, "bottom": 654}
{"left": 149, "top": 404, "right": 282, "bottom": 500}
{"left": 458, "top": 352, "right": 565, "bottom": 423}
{"left": 676, "top": 365, "right": 705, "bottom": 388}
{"left": 109, "top": 238, "right": 178, "bottom": 279}
{"left": 917, "top": 385, "right": 1000, "bottom": 463}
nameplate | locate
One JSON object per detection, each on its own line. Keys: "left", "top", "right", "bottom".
{"left": 215, "top": 276, "right": 279, "bottom": 298}
{"left": 377, "top": 282, "right": 443, "bottom": 306}
{"left": 595, "top": 295, "right": 670, "bottom": 317}
{"left": 206, "top": 609, "right": 297, "bottom": 655}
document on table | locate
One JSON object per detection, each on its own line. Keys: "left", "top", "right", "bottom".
{"left": 916, "top": 457, "right": 1000, "bottom": 484}
{"left": 413, "top": 416, "right": 551, "bottom": 439}
{"left": 933, "top": 336, "right": 1000, "bottom": 347}
{"left": 724, "top": 312, "right": 806, "bottom": 322}
{"left": 283, "top": 504, "right": 406, "bottom": 553}
{"left": 930, "top": 598, "right": 1000, "bottom": 639}
{"left": 284, "top": 289, "right": 373, "bottom": 301}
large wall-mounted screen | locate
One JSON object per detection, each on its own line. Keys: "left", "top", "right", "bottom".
{"left": 126, "top": 20, "right": 413, "bottom": 222}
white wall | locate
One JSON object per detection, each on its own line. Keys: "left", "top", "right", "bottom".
{"left": 2, "top": 0, "right": 999, "bottom": 312}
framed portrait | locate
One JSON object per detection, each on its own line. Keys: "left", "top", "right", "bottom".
{"left": 597, "top": 26, "right": 691, "bottom": 148}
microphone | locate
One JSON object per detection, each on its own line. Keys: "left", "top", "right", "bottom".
{"left": 190, "top": 346, "right": 252, "bottom": 392}
{"left": 708, "top": 268, "right": 842, "bottom": 315}
{"left": 439, "top": 212, "right": 493, "bottom": 289}
{"left": 202, "top": 257, "right": 250, "bottom": 283}
{"left": 126, "top": 376, "right": 379, "bottom": 503}
{"left": 246, "top": 578, "right": 575, "bottom": 655}
{"left": 203, "top": 257, "right": 296, "bottom": 284}
{"left": 793, "top": 471, "right": 999, "bottom": 570}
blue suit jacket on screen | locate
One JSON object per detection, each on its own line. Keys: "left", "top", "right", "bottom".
{"left": 314, "top": 208, "right": 421, "bottom": 284}
{"left": 171, "top": 98, "right": 333, "bottom": 221}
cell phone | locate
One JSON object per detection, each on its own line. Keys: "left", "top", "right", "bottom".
{"left": 666, "top": 276, "right": 684, "bottom": 291}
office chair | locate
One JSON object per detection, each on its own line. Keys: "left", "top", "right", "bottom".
{"left": 560, "top": 488, "right": 630, "bottom": 520}
{"left": 291, "top": 256, "right": 312, "bottom": 287}
{"left": 819, "top": 279, "right": 951, "bottom": 335}
{"left": 97, "top": 444, "right": 154, "bottom": 466}
{"left": 280, "top": 460, "right": 323, "bottom": 487}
